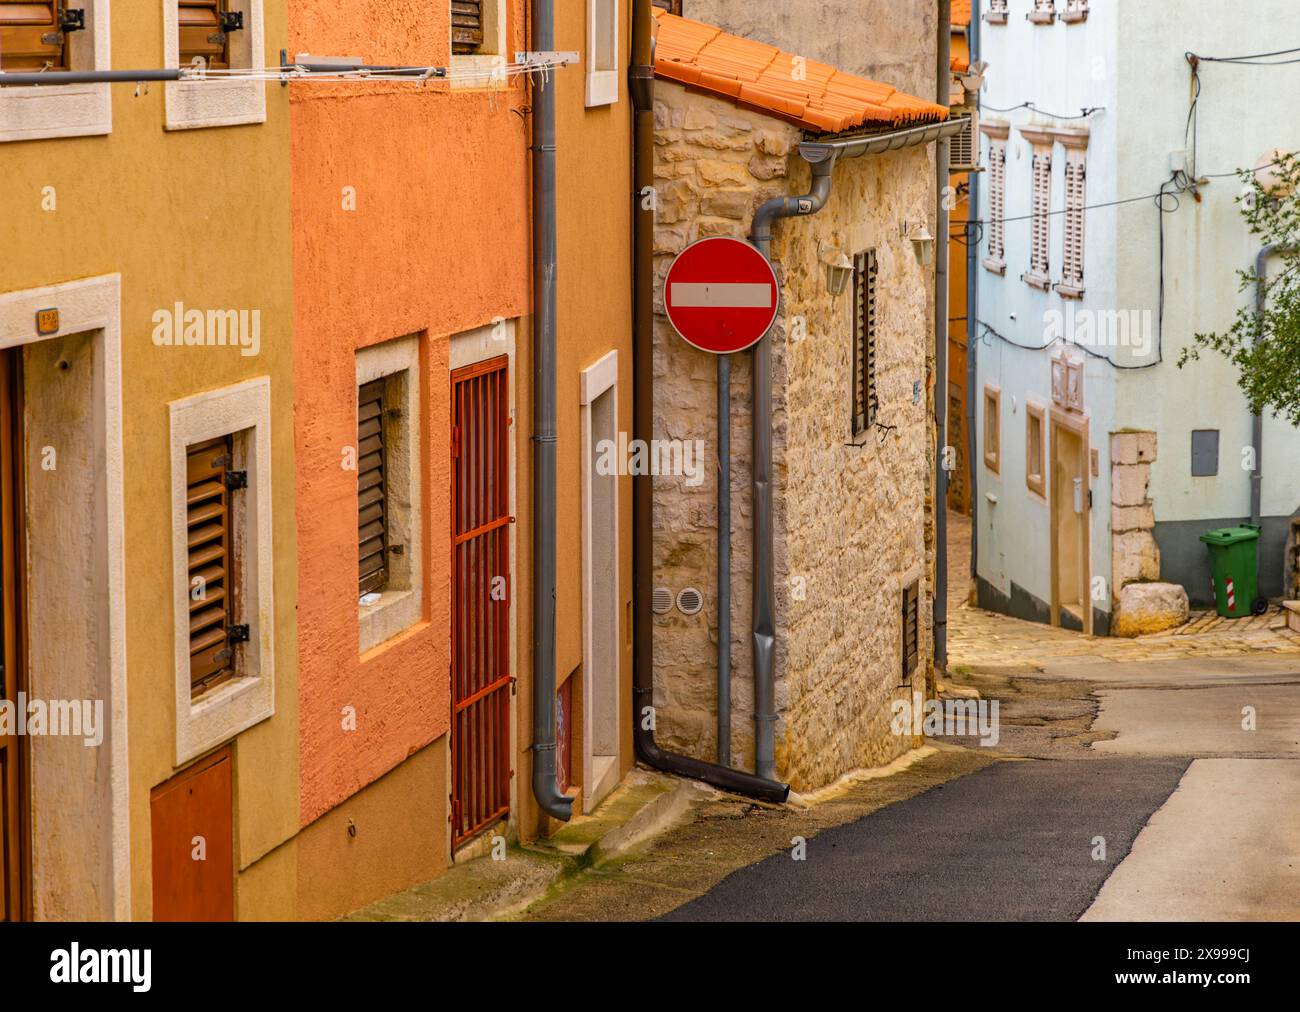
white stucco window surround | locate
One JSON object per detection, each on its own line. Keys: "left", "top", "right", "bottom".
{"left": 985, "top": 0, "right": 1009, "bottom": 24}
{"left": 981, "top": 120, "right": 1011, "bottom": 275}
{"left": 356, "top": 334, "right": 423, "bottom": 656}
{"left": 170, "top": 377, "right": 275, "bottom": 764}
{"left": 585, "top": 0, "right": 619, "bottom": 107}
{"left": 449, "top": 0, "right": 509, "bottom": 92}
{"left": 0, "top": 0, "right": 111, "bottom": 144}
{"left": 162, "top": 0, "right": 266, "bottom": 130}
{"left": 1062, "top": 0, "right": 1089, "bottom": 24}
{"left": 1028, "top": 0, "right": 1057, "bottom": 25}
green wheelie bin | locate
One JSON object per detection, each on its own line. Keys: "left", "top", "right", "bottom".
{"left": 1198, "top": 523, "right": 1266, "bottom": 618}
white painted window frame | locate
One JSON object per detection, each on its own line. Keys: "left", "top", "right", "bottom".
{"left": 162, "top": 0, "right": 266, "bottom": 130}
{"left": 585, "top": 0, "right": 619, "bottom": 107}
{"left": 170, "top": 376, "right": 275, "bottom": 764}
{"left": 450, "top": 0, "right": 509, "bottom": 92}
{"left": 356, "top": 335, "right": 424, "bottom": 656}
{"left": 0, "top": 0, "right": 111, "bottom": 143}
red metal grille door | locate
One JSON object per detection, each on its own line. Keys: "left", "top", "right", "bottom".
{"left": 450, "top": 356, "right": 512, "bottom": 847}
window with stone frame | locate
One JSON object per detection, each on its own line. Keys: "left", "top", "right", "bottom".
{"left": 1029, "top": 0, "right": 1056, "bottom": 24}
{"left": 850, "top": 249, "right": 878, "bottom": 437}
{"left": 1057, "top": 146, "right": 1087, "bottom": 297}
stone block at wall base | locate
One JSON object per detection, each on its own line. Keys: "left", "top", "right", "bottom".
{"left": 1113, "top": 582, "right": 1189, "bottom": 637}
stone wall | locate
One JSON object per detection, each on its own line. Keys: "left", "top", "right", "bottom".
{"left": 652, "top": 79, "right": 935, "bottom": 791}
{"left": 1110, "top": 430, "right": 1160, "bottom": 591}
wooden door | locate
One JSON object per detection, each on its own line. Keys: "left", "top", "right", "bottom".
{"left": 1051, "top": 419, "right": 1091, "bottom": 634}
{"left": 0, "top": 348, "right": 27, "bottom": 922}
{"left": 150, "top": 747, "right": 234, "bottom": 921}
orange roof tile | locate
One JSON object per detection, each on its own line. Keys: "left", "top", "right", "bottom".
{"left": 952, "top": 1, "right": 972, "bottom": 28}
{"left": 652, "top": 9, "right": 948, "bottom": 135}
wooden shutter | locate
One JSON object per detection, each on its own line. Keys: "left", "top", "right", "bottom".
{"left": 357, "top": 379, "right": 388, "bottom": 597}
{"left": 851, "top": 250, "right": 878, "bottom": 436}
{"left": 949, "top": 113, "right": 975, "bottom": 171}
{"left": 187, "top": 436, "right": 236, "bottom": 697}
{"left": 0, "top": 1, "right": 72, "bottom": 71}
{"left": 451, "top": 1, "right": 484, "bottom": 54}
{"left": 902, "top": 582, "right": 919, "bottom": 680}
{"left": 1061, "top": 154, "right": 1086, "bottom": 288}
{"left": 989, "top": 141, "right": 1007, "bottom": 262}
{"left": 1030, "top": 149, "right": 1052, "bottom": 278}
{"left": 178, "top": 0, "right": 230, "bottom": 69}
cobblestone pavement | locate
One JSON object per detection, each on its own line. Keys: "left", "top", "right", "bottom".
{"left": 945, "top": 510, "right": 1300, "bottom": 669}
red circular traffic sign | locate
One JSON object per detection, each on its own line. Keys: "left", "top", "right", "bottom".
{"left": 664, "top": 237, "right": 779, "bottom": 354}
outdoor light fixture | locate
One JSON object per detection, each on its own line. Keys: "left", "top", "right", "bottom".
{"left": 902, "top": 221, "right": 935, "bottom": 266}
{"left": 825, "top": 251, "right": 854, "bottom": 296}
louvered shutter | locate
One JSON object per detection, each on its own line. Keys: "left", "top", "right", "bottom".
{"left": 1061, "top": 155, "right": 1086, "bottom": 288}
{"left": 851, "top": 250, "right": 878, "bottom": 436}
{"left": 949, "top": 113, "right": 976, "bottom": 171}
{"left": 451, "top": 1, "right": 484, "bottom": 54}
{"left": 989, "top": 142, "right": 1007, "bottom": 262}
{"left": 358, "top": 379, "right": 388, "bottom": 596}
{"left": 902, "top": 582, "right": 919, "bottom": 679}
{"left": 187, "top": 436, "right": 235, "bottom": 696}
{"left": 178, "top": 0, "right": 230, "bottom": 69}
{"left": 1030, "top": 149, "right": 1052, "bottom": 278}
{"left": 0, "top": 1, "right": 71, "bottom": 71}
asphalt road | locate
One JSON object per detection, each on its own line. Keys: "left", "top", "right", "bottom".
{"left": 663, "top": 758, "right": 1189, "bottom": 921}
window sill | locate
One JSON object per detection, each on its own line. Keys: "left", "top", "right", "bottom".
{"left": 359, "top": 586, "right": 422, "bottom": 655}
{"left": 1026, "top": 476, "right": 1047, "bottom": 499}
{"left": 1023, "top": 271, "right": 1051, "bottom": 291}
{"left": 985, "top": 13, "right": 1009, "bottom": 25}
{"left": 984, "top": 452, "right": 1000, "bottom": 475}
{"left": 983, "top": 257, "right": 1007, "bottom": 275}
{"left": 1055, "top": 282, "right": 1085, "bottom": 299}
{"left": 1027, "top": 12, "right": 1056, "bottom": 25}
{"left": 1061, "top": 11, "right": 1088, "bottom": 24}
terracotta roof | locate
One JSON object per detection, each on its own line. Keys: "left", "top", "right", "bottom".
{"left": 952, "top": 1, "right": 972, "bottom": 28}
{"left": 652, "top": 9, "right": 948, "bottom": 135}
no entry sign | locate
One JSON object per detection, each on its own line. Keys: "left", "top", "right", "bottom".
{"left": 664, "top": 236, "right": 779, "bottom": 354}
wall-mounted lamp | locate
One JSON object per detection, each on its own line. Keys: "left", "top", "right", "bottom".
{"left": 818, "top": 241, "right": 855, "bottom": 296}
{"left": 901, "top": 221, "right": 935, "bottom": 266}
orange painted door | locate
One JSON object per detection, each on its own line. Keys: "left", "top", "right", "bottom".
{"left": 150, "top": 748, "right": 234, "bottom": 921}
{"left": 0, "top": 349, "right": 27, "bottom": 922}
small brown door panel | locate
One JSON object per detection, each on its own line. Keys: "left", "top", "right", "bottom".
{"left": 150, "top": 747, "right": 234, "bottom": 921}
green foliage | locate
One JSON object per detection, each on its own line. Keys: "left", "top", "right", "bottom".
{"left": 1179, "top": 154, "right": 1300, "bottom": 427}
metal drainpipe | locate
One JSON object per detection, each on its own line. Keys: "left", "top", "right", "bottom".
{"left": 529, "top": 0, "right": 572, "bottom": 822}
{"left": 717, "top": 355, "right": 732, "bottom": 767}
{"left": 966, "top": 0, "right": 981, "bottom": 588}
{"left": 750, "top": 155, "right": 836, "bottom": 782}
{"left": 630, "top": 0, "right": 788, "bottom": 804}
{"left": 1252, "top": 244, "right": 1293, "bottom": 533}
{"left": 933, "top": 0, "right": 951, "bottom": 683}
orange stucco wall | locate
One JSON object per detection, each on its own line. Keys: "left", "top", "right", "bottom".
{"left": 289, "top": 1, "right": 531, "bottom": 825}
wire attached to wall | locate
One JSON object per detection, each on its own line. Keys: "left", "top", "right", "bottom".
{"left": 979, "top": 100, "right": 1104, "bottom": 121}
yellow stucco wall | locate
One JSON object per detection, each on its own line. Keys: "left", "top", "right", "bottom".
{"left": 0, "top": 10, "right": 298, "bottom": 919}
{"left": 516, "top": 0, "right": 636, "bottom": 840}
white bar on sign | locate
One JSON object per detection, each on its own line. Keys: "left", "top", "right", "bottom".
{"left": 671, "top": 282, "right": 771, "bottom": 308}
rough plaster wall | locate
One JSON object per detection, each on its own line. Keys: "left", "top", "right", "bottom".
{"left": 652, "top": 81, "right": 934, "bottom": 790}
{"left": 289, "top": 2, "right": 530, "bottom": 825}
{"left": 685, "top": 0, "right": 939, "bottom": 100}
{"left": 24, "top": 333, "right": 114, "bottom": 920}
